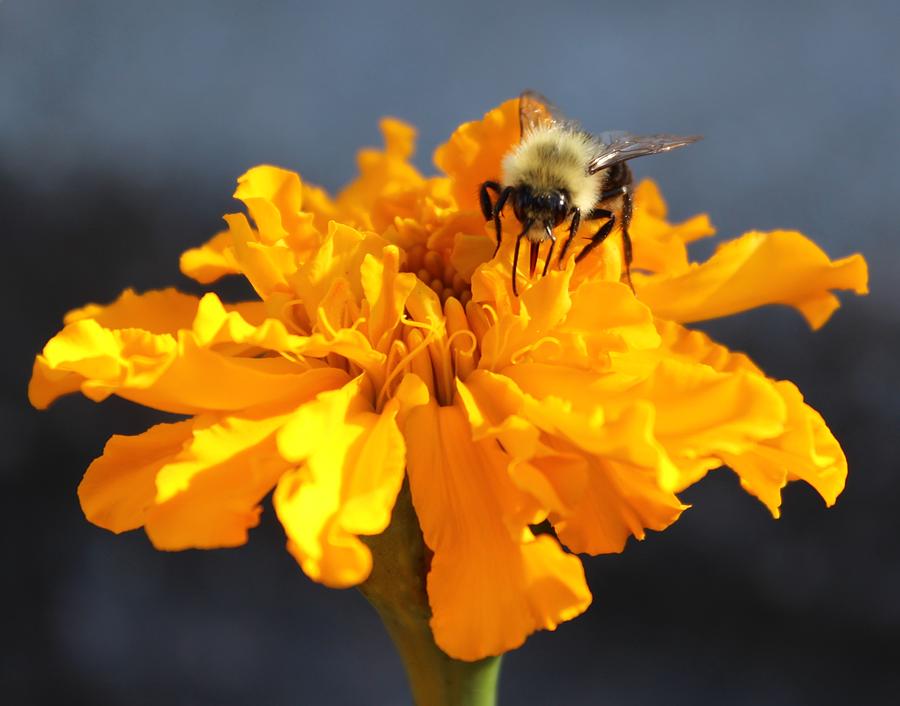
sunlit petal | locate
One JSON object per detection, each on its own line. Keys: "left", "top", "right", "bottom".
{"left": 637, "top": 230, "right": 868, "bottom": 328}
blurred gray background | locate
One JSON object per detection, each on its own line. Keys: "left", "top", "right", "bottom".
{"left": 3, "top": 1, "right": 898, "bottom": 704}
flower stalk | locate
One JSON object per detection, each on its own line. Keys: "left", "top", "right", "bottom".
{"left": 361, "top": 481, "right": 502, "bottom": 706}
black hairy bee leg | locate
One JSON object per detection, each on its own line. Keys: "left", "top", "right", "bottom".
{"left": 511, "top": 219, "right": 533, "bottom": 296}
{"left": 574, "top": 209, "right": 615, "bottom": 263}
{"left": 479, "top": 181, "right": 502, "bottom": 220}
{"left": 492, "top": 187, "right": 514, "bottom": 256}
{"left": 479, "top": 181, "right": 514, "bottom": 257}
{"left": 620, "top": 189, "right": 635, "bottom": 291}
{"left": 557, "top": 208, "right": 581, "bottom": 267}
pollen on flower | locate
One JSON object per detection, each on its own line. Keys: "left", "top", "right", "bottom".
{"left": 29, "top": 96, "right": 868, "bottom": 664}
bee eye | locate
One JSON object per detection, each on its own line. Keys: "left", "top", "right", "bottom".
{"left": 552, "top": 193, "right": 569, "bottom": 225}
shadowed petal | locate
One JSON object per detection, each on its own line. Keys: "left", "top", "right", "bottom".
{"left": 659, "top": 321, "right": 848, "bottom": 515}
{"left": 405, "top": 399, "right": 591, "bottom": 660}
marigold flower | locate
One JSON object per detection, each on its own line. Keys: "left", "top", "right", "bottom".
{"left": 30, "top": 98, "right": 868, "bottom": 666}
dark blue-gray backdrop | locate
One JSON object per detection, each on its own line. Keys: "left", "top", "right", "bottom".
{"left": 3, "top": 1, "right": 898, "bottom": 704}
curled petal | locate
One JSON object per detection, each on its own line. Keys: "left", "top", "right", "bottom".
{"left": 562, "top": 280, "right": 661, "bottom": 353}
{"left": 360, "top": 246, "right": 417, "bottom": 352}
{"left": 79, "top": 383, "right": 347, "bottom": 550}
{"left": 660, "top": 321, "right": 848, "bottom": 515}
{"left": 64, "top": 288, "right": 200, "bottom": 333}
{"left": 79, "top": 420, "right": 194, "bottom": 534}
{"left": 30, "top": 315, "right": 344, "bottom": 414}
{"left": 405, "top": 400, "right": 591, "bottom": 660}
{"left": 233, "top": 164, "right": 327, "bottom": 257}
{"left": 234, "top": 165, "right": 304, "bottom": 244}
{"left": 144, "top": 409, "right": 297, "bottom": 550}
{"left": 180, "top": 230, "right": 242, "bottom": 284}
{"left": 637, "top": 230, "right": 868, "bottom": 329}
{"left": 553, "top": 456, "right": 687, "bottom": 555}
{"left": 458, "top": 370, "right": 684, "bottom": 546}
{"left": 336, "top": 118, "right": 424, "bottom": 230}
{"left": 629, "top": 180, "right": 716, "bottom": 275}
{"left": 225, "top": 213, "right": 297, "bottom": 300}
{"left": 433, "top": 98, "right": 520, "bottom": 213}
{"left": 477, "top": 268, "right": 573, "bottom": 371}
{"left": 506, "top": 358, "right": 787, "bottom": 487}
{"left": 274, "top": 377, "right": 406, "bottom": 588}
{"left": 190, "top": 292, "right": 302, "bottom": 350}
{"left": 291, "top": 222, "right": 388, "bottom": 322}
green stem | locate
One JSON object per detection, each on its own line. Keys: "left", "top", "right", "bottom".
{"left": 360, "top": 481, "right": 503, "bottom": 706}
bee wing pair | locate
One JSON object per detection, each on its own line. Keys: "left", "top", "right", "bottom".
{"left": 519, "top": 90, "right": 701, "bottom": 173}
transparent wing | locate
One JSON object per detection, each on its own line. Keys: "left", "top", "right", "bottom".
{"left": 587, "top": 131, "right": 702, "bottom": 174}
{"left": 519, "top": 90, "right": 567, "bottom": 136}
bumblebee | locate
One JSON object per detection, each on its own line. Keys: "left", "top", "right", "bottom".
{"left": 480, "top": 91, "right": 700, "bottom": 294}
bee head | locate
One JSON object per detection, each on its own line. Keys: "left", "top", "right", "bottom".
{"left": 513, "top": 187, "right": 571, "bottom": 228}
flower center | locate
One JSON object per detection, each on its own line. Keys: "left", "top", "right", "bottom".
{"left": 375, "top": 249, "right": 490, "bottom": 410}
{"left": 403, "top": 243, "right": 472, "bottom": 307}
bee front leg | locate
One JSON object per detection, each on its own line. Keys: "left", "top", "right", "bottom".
{"left": 479, "top": 181, "right": 513, "bottom": 257}
{"left": 479, "top": 181, "right": 502, "bottom": 220}
{"left": 511, "top": 219, "right": 533, "bottom": 297}
{"left": 574, "top": 208, "right": 615, "bottom": 263}
{"left": 492, "top": 186, "right": 514, "bottom": 256}
{"left": 620, "top": 189, "right": 634, "bottom": 291}
{"left": 557, "top": 207, "right": 581, "bottom": 267}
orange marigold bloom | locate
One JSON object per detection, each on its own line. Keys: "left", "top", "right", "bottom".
{"left": 29, "top": 98, "right": 868, "bottom": 662}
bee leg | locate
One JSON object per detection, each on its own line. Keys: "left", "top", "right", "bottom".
{"left": 574, "top": 209, "right": 615, "bottom": 264}
{"left": 557, "top": 207, "right": 581, "bottom": 267}
{"left": 511, "top": 219, "right": 533, "bottom": 296}
{"left": 480, "top": 181, "right": 508, "bottom": 255}
{"left": 620, "top": 189, "right": 635, "bottom": 291}
{"left": 597, "top": 185, "right": 628, "bottom": 203}
{"left": 479, "top": 181, "right": 502, "bottom": 221}
{"left": 491, "top": 186, "right": 514, "bottom": 256}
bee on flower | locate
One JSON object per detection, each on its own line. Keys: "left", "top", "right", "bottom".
{"left": 30, "top": 94, "right": 867, "bottom": 673}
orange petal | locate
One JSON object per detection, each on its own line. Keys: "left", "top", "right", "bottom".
{"left": 79, "top": 420, "right": 194, "bottom": 534}
{"left": 233, "top": 165, "right": 304, "bottom": 243}
{"left": 180, "top": 230, "right": 241, "bottom": 284}
{"left": 458, "top": 370, "right": 685, "bottom": 549}
{"left": 290, "top": 222, "right": 388, "bottom": 321}
{"left": 659, "top": 321, "right": 847, "bottom": 515}
{"left": 64, "top": 288, "right": 200, "bottom": 333}
{"left": 405, "top": 400, "right": 591, "bottom": 660}
{"left": 225, "top": 212, "right": 297, "bottom": 300}
{"left": 637, "top": 230, "right": 868, "bottom": 329}
{"left": 274, "top": 377, "right": 406, "bottom": 588}
{"left": 562, "top": 279, "right": 661, "bottom": 354}
{"left": 553, "top": 456, "right": 686, "bottom": 555}
{"left": 189, "top": 292, "right": 302, "bottom": 350}
{"left": 505, "top": 358, "right": 787, "bottom": 486}
{"left": 360, "top": 245, "right": 417, "bottom": 352}
{"left": 450, "top": 232, "right": 496, "bottom": 281}
{"left": 433, "top": 98, "right": 520, "bottom": 213}
{"left": 145, "top": 408, "right": 296, "bottom": 550}
{"left": 336, "top": 118, "right": 424, "bottom": 229}
{"left": 629, "top": 180, "right": 715, "bottom": 275}
{"left": 31, "top": 315, "right": 340, "bottom": 414}
{"left": 78, "top": 395, "right": 329, "bottom": 551}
